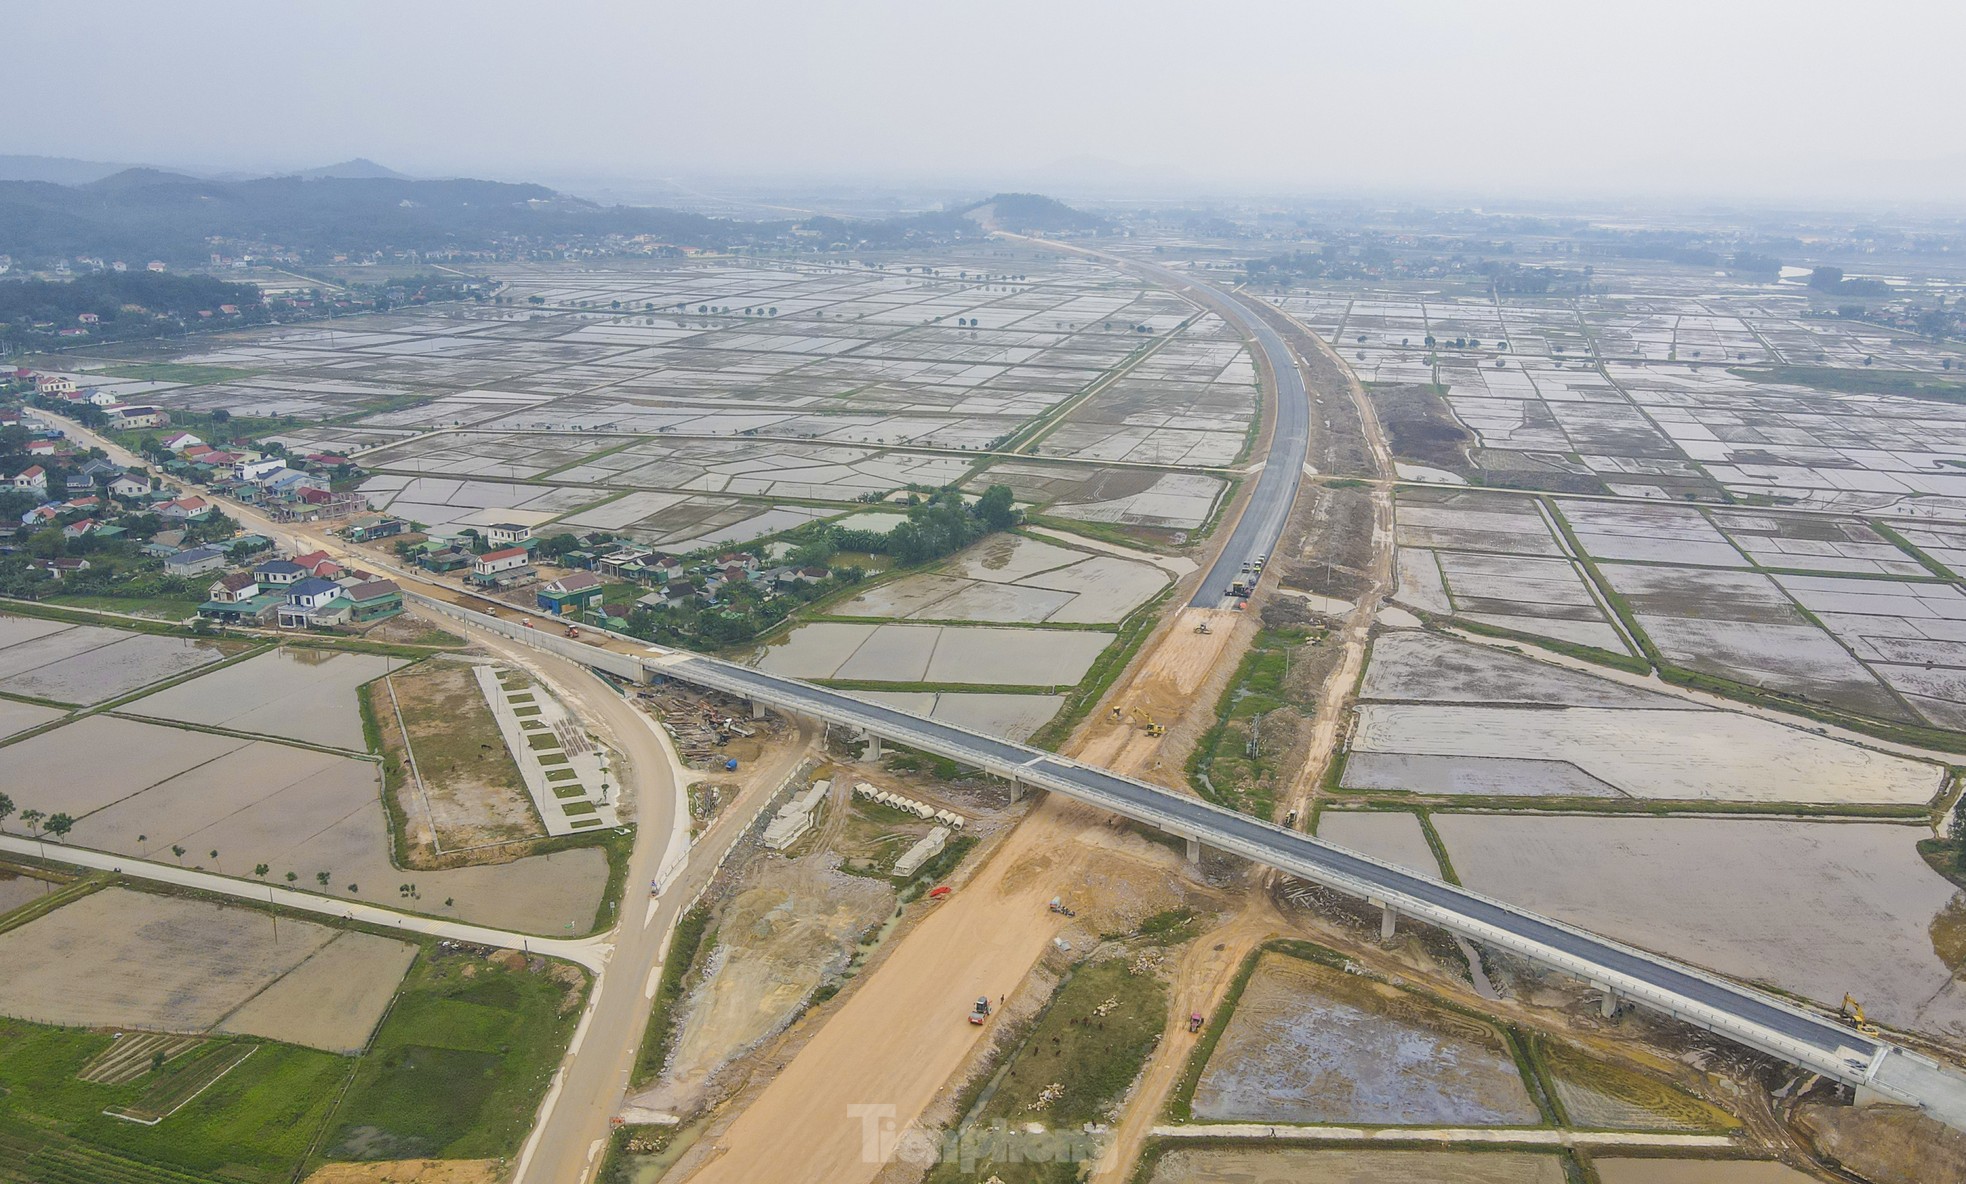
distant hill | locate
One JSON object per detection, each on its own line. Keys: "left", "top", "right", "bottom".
{"left": 290, "top": 158, "right": 412, "bottom": 181}
{"left": 962, "top": 192, "right": 1105, "bottom": 234}
{"left": 0, "top": 154, "right": 142, "bottom": 185}
{"left": 0, "top": 170, "right": 756, "bottom": 263}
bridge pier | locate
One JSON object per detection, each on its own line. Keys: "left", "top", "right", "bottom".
{"left": 751, "top": 699, "right": 765, "bottom": 720}
{"left": 1379, "top": 902, "right": 1397, "bottom": 941}
{"left": 862, "top": 732, "right": 883, "bottom": 760}
{"left": 1186, "top": 835, "right": 1203, "bottom": 863}
{"left": 1600, "top": 986, "right": 1619, "bottom": 1020}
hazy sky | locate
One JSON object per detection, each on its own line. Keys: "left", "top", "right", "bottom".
{"left": 10, "top": 0, "right": 1966, "bottom": 203}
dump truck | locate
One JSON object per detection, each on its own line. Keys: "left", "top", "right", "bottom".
{"left": 968, "top": 996, "right": 992, "bottom": 1025}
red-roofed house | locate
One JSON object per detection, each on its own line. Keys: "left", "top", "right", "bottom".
{"left": 11, "top": 465, "right": 47, "bottom": 494}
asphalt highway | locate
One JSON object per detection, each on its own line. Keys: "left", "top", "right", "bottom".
{"left": 671, "top": 654, "right": 1887, "bottom": 1081}
{"left": 1189, "top": 291, "right": 1311, "bottom": 606}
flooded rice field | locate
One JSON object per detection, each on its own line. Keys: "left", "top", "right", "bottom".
{"left": 1149, "top": 1148, "right": 1568, "bottom": 1184}
{"left": 1191, "top": 952, "right": 1539, "bottom": 1125}
{"left": 123, "top": 647, "right": 404, "bottom": 749}
{"left": 1315, "top": 811, "right": 1443, "bottom": 877}
{"left": 0, "top": 619, "right": 234, "bottom": 704}
{"left": 1431, "top": 815, "right": 1966, "bottom": 1036}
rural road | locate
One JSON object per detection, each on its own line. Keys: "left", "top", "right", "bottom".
{"left": 0, "top": 833, "right": 610, "bottom": 968}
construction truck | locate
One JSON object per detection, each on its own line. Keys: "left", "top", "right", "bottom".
{"left": 968, "top": 996, "right": 992, "bottom": 1025}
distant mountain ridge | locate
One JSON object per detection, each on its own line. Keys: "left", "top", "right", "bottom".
{"left": 289, "top": 158, "right": 413, "bottom": 181}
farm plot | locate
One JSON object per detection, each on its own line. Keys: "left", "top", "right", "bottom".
{"left": 1148, "top": 1149, "right": 1568, "bottom": 1184}
{"left": 970, "top": 461, "right": 1227, "bottom": 533}
{"left": 123, "top": 647, "right": 403, "bottom": 750}
{"left": 218, "top": 932, "right": 420, "bottom": 1054}
{"left": 832, "top": 533, "right": 1167, "bottom": 625}
{"left": 1592, "top": 1160, "right": 1818, "bottom": 1184}
{"left": 1712, "top": 510, "right": 1932, "bottom": 577}
{"left": 0, "top": 697, "right": 64, "bottom": 739}
{"left": 1348, "top": 703, "right": 1938, "bottom": 805}
{"left": 0, "top": 888, "right": 412, "bottom": 1051}
{"left": 1428, "top": 550, "right": 1630, "bottom": 653}
{"left": 1429, "top": 815, "right": 1966, "bottom": 1037}
{"left": 1395, "top": 490, "right": 1564, "bottom": 555}
{"left": 1190, "top": 951, "right": 1540, "bottom": 1125}
{"left": 1313, "top": 811, "right": 1443, "bottom": 876}
{"left": 1344, "top": 632, "right": 1939, "bottom": 803}
{"left": 1599, "top": 562, "right": 1907, "bottom": 718}
{"left": 9, "top": 714, "right": 608, "bottom": 935}
{"left": 356, "top": 475, "right": 607, "bottom": 534}
{"left": 0, "top": 616, "right": 235, "bottom": 704}
{"left": 1555, "top": 499, "right": 1747, "bottom": 567}
{"left": 1769, "top": 572, "right": 1966, "bottom": 727}
{"left": 856, "top": 690, "right": 1064, "bottom": 741}
{"left": 1892, "top": 520, "right": 1966, "bottom": 576}
{"left": 755, "top": 621, "right": 1112, "bottom": 686}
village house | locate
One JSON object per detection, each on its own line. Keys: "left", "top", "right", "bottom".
{"left": 469, "top": 546, "right": 534, "bottom": 588}
{"left": 34, "top": 375, "right": 75, "bottom": 396}
{"left": 340, "top": 578, "right": 404, "bottom": 623}
{"left": 537, "top": 571, "right": 606, "bottom": 615}
{"left": 109, "top": 406, "right": 167, "bottom": 430}
{"left": 159, "top": 495, "right": 213, "bottom": 521}
{"left": 278, "top": 577, "right": 346, "bottom": 628}
{"left": 206, "top": 571, "right": 259, "bottom": 603}
{"left": 160, "top": 431, "right": 204, "bottom": 451}
{"left": 253, "top": 557, "right": 306, "bottom": 586}
{"left": 108, "top": 473, "right": 153, "bottom": 499}
{"left": 11, "top": 465, "right": 46, "bottom": 494}
{"left": 485, "top": 522, "right": 533, "bottom": 547}
{"left": 163, "top": 546, "right": 228, "bottom": 577}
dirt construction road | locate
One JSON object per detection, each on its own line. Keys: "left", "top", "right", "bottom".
{"left": 683, "top": 799, "right": 1097, "bottom": 1184}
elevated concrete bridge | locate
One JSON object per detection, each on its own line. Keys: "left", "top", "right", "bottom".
{"left": 413, "top": 592, "right": 1966, "bottom": 1129}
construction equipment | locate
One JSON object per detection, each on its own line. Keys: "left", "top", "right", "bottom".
{"left": 968, "top": 996, "right": 992, "bottom": 1025}
{"left": 1842, "top": 993, "right": 1882, "bottom": 1036}
{"left": 1129, "top": 708, "right": 1166, "bottom": 738}
{"left": 1194, "top": 620, "right": 1211, "bottom": 634}
{"left": 1048, "top": 896, "right": 1076, "bottom": 917}
{"left": 1188, "top": 1011, "right": 1205, "bottom": 1034}
{"left": 650, "top": 879, "right": 662, "bottom": 897}
{"left": 1109, "top": 706, "right": 1124, "bottom": 724}
{"left": 564, "top": 625, "right": 581, "bottom": 638}
{"left": 928, "top": 885, "right": 952, "bottom": 901}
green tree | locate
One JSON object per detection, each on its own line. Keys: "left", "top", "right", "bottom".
{"left": 976, "top": 483, "right": 1019, "bottom": 532}
{"left": 45, "top": 813, "right": 72, "bottom": 843}
{"left": 0, "top": 792, "right": 13, "bottom": 834}
{"left": 254, "top": 863, "right": 270, "bottom": 878}
{"left": 171, "top": 844, "right": 186, "bottom": 864}
{"left": 19, "top": 809, "right": 42, "bottom": 836}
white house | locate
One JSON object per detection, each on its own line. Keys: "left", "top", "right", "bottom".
{"left": 160, "top": 432, "right": 204, "bottom": 452}
{"left": 485, "top": 522, "right": 533, "bottom": 547}
{"left": 236, "top": 456, "right": 286, "bottom": 481}
{"left": 11, "top": 465, "right": 47, "bottom": 494}
{"left": 110, "top": 406, "right": 166, "bottom": 429}
{"left": 473, "top": 546, "right": 531, "bottom": 578}
{"left": 108, "top": 473, "right": 153, "bottom": 499}
{"left": 34, "top": 375, "right": 75, "bottom": 396}
{"left": 86, "top": 389, "right": 120, "bottom": 407}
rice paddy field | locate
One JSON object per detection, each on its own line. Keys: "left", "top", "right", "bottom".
{"left": 0, "top": 633, "right": 610, "bottom": 936}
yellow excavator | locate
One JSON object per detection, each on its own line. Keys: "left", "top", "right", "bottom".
{"left": 1841, "top": 993, "right": 1882, "bottom": 1037}
{"left": 1130, "top": 708, "right": 1167, "bottom": 738}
